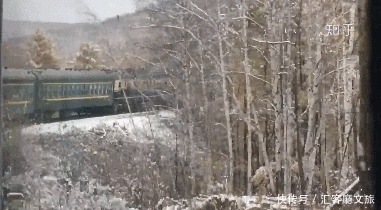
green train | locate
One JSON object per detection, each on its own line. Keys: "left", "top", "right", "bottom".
{"left": 2, "top": 68, "right": 171, "bottom": 122}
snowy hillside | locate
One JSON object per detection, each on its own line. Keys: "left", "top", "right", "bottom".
{"left": 8, "top": 111, "right": 186, "bottom": 209}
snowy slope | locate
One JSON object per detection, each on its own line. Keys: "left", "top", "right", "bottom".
{"left": 22, "top": 111, "right": 178, "bottom": 146}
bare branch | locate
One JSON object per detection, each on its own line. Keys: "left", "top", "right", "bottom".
{"left": 226, "top": 71, "right": 270, "bottom": 84}
{"left": 251, "top": 37, "right": 295, "bottom": 45}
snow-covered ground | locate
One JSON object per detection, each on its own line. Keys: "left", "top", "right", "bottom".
{"left": 7, "top": 110, "right": 182, "bottom": 209}
{"left": 156, "top": 194, "right": 297, "bottom": 210}
{"left": 22, "top": 110, "right": 178, "bottom": 146}
{"left": 11, "top": 111, "right": 327, "bottom": 209}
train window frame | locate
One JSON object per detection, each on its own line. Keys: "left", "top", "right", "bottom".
{"left": 56, "top": 84, "right": 59, "bottom": 97}
{"left": 89, "top": 84, "right": 92, "bottom": 95}
{"left": 64, "top": 84, "right": 67, "bottom": 97}
{"left": 75, "top": 85, "right": 78, "bottom": 96}
{"left": 49, "top": 85, "right": 52, "bottom": 99}
{"left": 50, "top": 85, "right": 54, "bottom": 99}
{"left": 52, "top": 85, "right": 55, "bottom": 99}
{"left": 46, "top": 86, "right": 51, "bottom": 99}
{"left": 72, "top": 85, "right": 75, "bottom": 96}
{"left": 83, "top": 84, "right": 86, "bottom": 96}
{"left": 77, "top": 85, "right": 80, "bottom": 95}
{"left": 51, "top": 85, "right": 55, "bottom": 99}
{"left": 59, "top": 85, "right": 62, "bottom": 98}
{"left": 54, "top": 85, "right": 58, "bottom": 98}
{"left": 62, "top": 85, "right": 65, "bottom": 97}
{"left": 18, "top": 86, "right": 25, "bottom": 100}
{"left": 43, "top": 85, "right": 46, "bottom": 98}
{"left": 54, "top": 85, "right": 57, "bottom": 98}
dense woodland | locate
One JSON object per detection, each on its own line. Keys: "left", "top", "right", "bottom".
{"left": 2, "top": 0, "right": 373, "bottom": 209}
{"left": 128, "top": 0, "right": 365, "bottom": 197}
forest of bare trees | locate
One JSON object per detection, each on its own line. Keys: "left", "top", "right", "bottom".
{"left": 126, "top": 0, "right": 368, "bottom": 198}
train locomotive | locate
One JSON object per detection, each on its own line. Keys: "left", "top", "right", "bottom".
{"left": 2, "top": 68, "right": 169, "bottom": 122}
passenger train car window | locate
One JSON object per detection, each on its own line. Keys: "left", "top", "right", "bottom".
{"left": 46, "top": 86, "right": 51, "bottom": 98}
{"left": 63, "top": 85, "right": 68, "bottom": 97}
{"left": 82, "top": 84, "right": 86, "bottom": 96}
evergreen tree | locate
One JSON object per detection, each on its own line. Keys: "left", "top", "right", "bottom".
{"left": 74, "top": 43, "right": 101, "bottom": 69}
{"left": 27, "top": 29, "right": 60, "bottom": 68}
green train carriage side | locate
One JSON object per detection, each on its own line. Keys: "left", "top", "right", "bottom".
{"left": 3, "top": 68, "right": 119, "bottom": 121}
{"left": 37, "top": 69, "right": 118, "bottom": 119}
{"left": 3, "top": 69, "right": 36, "bottom": 120}
{"left": 3, "top": 68, "right": 173, "bottom": 121}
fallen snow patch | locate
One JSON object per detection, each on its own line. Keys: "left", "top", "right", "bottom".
{"left": 22, "top": 110, "right": 178, "bottom": 146}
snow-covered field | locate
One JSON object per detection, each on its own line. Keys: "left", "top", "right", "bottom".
{"left": 7, "top": 110, "right": 185, "bottom": 209}
{"left": 22, "top": 110, "right": 178, "bottom": 146}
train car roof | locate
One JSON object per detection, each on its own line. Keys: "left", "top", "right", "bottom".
{"left": 38, "top": 69, "right": 119, "bottom": 82}
{"left": 3, "top": 68, "right": 170, "bottom": 82}
{"left": 3, "top": 68, "right": 36, "bottom": 82}
{"left": 3, "top": 68, "right": 120, "bottom": 82}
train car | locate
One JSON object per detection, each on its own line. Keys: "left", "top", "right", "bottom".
{"left": 3, "top": 68, "right": 119, "bottom": 121}
{"left": 112, "top": 71, "right": 141, "bottom": 113}
{"left": 37, "top": 69, "right": 119, "bottom": 119}
{"left": 114, "top": 71, "right": 174, "bottom": 112}
{"left": 3, "top": 68, "right": 174, "bottom": 122}
{"left": 3, "top": 69, "right": 36, "bottom": 120}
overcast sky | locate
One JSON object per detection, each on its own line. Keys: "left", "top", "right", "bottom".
{"left": 4, "top": 0, "right": 137, "bottom": 23}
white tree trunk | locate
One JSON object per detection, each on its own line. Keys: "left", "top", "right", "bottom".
{"left": 284, "top": 39, "right": 295, "bottom": 195}
{"left": 217, "top": 0, "right": 234, "bottom": 193}
{"left": 303, "top": 35, "right": 322, "bottom": 196}
{"left": 184, "top": 64, "right": 196, "bottom": 195}
{"left": 197, "top": 31, "right": 213, "bottom": 195}
{"left": 340, "top": 3, "right": 357, "bottom": 189}
{"left": 336, "top": 58, "right": 343, "bottom": 167}
{"left": 265, "top": 1, "right": 283, "bottom": 183}
{"left": 240, "top": 0, "right": 253, "bottom": 195}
